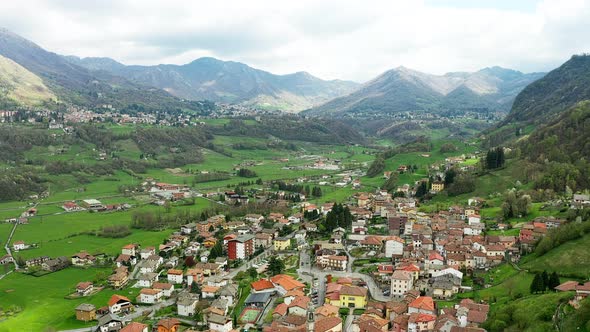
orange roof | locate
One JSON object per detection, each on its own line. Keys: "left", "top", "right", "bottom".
{"left": 273, "top": 303, "right": 288, "bottom": 316}
{"left": 285, "top": 289, "right": 305, "bottom": 297}
{"left": 108, "top": 294, "right": 131, "bottom": 306}
{"left": 288, "top": 296, "right": 311, "bottom": 309}
{"left": 167, "top": 269, "right": 183, "bottom": 275}
{"left": 409, "top": 296, "right": 435, "bottom": 312}
{"left": 140, "top": 288, "right": 161, "bottom": 295}
{"left": 122, "top": 244, "right": 135, "bottom": 249}
{"left": 428, "top": 251, "right": 444, "bottom": 261}
{"left": 120, "top": 322, "right": 149, "bottom": 332}
{"left": 340, "top": 285, "right": 367, "bottom": 297}
{"left": 152, "top": 282, "right": 173, "bottom": 290}
{"left": 555, "top": 280, "right": 579, "bottom": 292}
{"left": 202, "top": 285, "right": 220, "bottom": 293}
{"left": 315, "top": 303, "right": 339, "bottom": 317}
{"left": 251, "top": 279, "right": 275, "bottom": 291}
{"left": 270, "top": 274, "right": 305, "bottom": 291}
{"left": 157, "top": 318, "right": 180, "bottom": 329}
{"left": 314, "top": 316, "right": 342, "bottom": 332}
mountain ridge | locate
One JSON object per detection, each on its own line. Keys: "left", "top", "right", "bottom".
{"left": 305, "top": 66, "right": 545, "bottom": 117}
{"left": 65, "top": 55, "right": 360, "bottom": 112}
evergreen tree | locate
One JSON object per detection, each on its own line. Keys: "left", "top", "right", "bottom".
{"left": 530, "top": 273, "right": 545, "bottom": 294}
{"left": 548, "top": 272, "right": 561, "bottom": 291}
{"left": 209, "top": 240, "right": 223, "bottom": 260}
{"left": 541, "top": 270, "right": 549, "bottom": 291}
{"left": 268, "top": 256, "right": 285, "bottom": 276}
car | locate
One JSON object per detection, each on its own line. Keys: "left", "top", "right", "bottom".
{"left": 382, "top": 290, "right": 390, "bottom": 296}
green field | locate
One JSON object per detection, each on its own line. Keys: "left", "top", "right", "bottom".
{"left": 521, "top": 233, "right": 590, "bottom": 277}
{"left": 0, "top": 267, "right": 140, "bottom": 331}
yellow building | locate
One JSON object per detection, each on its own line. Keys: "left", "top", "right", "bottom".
{"left": 431, "top": 181, "right": 445, "bottom": 192}
{"left": 338, "top": 285, "right": 368, "bottom": 308}
{"left": 273, "top": 237, "right": 291, "bottom": 251}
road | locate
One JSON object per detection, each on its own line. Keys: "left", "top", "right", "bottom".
{"left": 344, "top": 308, "right": 354, "bottom": 331}
{"left": 297, "top": 264, "right": 390, "bottom": 303}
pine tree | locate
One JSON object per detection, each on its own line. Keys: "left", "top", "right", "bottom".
{"left": 548, "top": 272, "right": 561, "bottom": 291}
{"left": 530, "top": 273, "right": 544, "bottom": 294}
{"left": 541, "top": 270, "right": 549, "bottom": 291}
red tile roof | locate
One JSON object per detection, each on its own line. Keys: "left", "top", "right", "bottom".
{"left": 409, "top": 296, "right": 435, "bottom": 312}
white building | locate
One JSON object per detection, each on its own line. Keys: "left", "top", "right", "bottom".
{"left": 138, "top": 288, "right": 162, "bottom": 304}
{"left": 208, "top": 313, "right": 233, "bottom": 332}
{"left": 391, "top": 270, "right": 414, "bottom": 298}
{"left": 385, "top": 237, "right": 404, "bottom": 258}
{"left": 177, "top": 294, "right": 199, "bottom": 316}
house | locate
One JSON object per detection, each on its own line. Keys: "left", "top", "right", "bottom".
{"left": 121, "top": 244, "right": 138, "bottom": 257}
{"left": 385, "top": 236, "right": 404, "bottom": 258}
{"left": 71, "top": 252, "right": 96, "bottom": 266}
{"left": 408, "top": 296, "right": 436, "bottom": 315}
{"left": 0, "top": 254, "right": 13, "bottom": 265}
{"left": 62, "top": 201, "right": 84, "bottom": 212}
{"left": 245, "top": 291, "right": 272, "bottom": 308}
{"left": 116, "top": 254, "right": 136, "bottom": 268}
{"left": 572, "top": 194, "right": 590, "bottom": 209}
{"left": 273, "top": 237, "right": 291, "bottom": 251}
{"left": 42, "top": 256, "right": 69, "bottom": 272}
{"left": 227, "top": 234, "right": 255, "bottom": 260}
{"left": 255, "top": 233, "right": 273, "bottom": 248}
{"left": 271, "top": 274, "right": 306, "bottom": 295}
{"left": 339, "top": 285, "right": 368, "bottom": 308}
{"left": 408, "top": 313, "right": 436, "bottom": 331}
{"left": 207, "top": 313, "right": 233, "bottom": 332}
{"left": 156, "top": 318, "right": 181, "bottom": 332}
{"left": 153, "top": 282, "right": 174, "bottom": 297}
{"left": 181, "top": 222, "right": 197, "bottom": 234}
{"left": 76, "top": 281, "right": 94, "bottom": 296}
{"left": 12, "top": 241, "right": 26, "bottom": 251}
{"left": 108, "top": 294, "right": 133, "bottom": 314}
{"left": 109, "top": 271, "right": 129, "bottom": 289}
{"left": 316, "top": 255, "right": 347, "bottom": 271}
{"left": 219, "top": 283, "right": 239, "bottom": 306}
{"left": 97, "top": 314, "right": 125, "bottom": 332}
{"left": 468, "top": 215, "right": 481, "bottom": 225}
{"left": 431, "top": 182, "right": 445, "bottom": 192}
{"left": 139, "top": 246, "right": 156, "bottom": 260}
{"left": 287, "top": 295, "right": 310, "bottom": 316}
{"left": 315, "top": 316, "right": 343, "bottom": 332}
{"left": 167, "top": 269, "right": 184, "bottom": 284}
{"left": 177, "top": 293, "right": 199, "bottom": 316}
{"left": 81, "top": 199, "right": 105, "bottom": 211}
{"left": 251, "top": 279, "right": 276, "bottom": 293}
{"left": 120, "top": 322, "right": 149, "bottom": 332}
{"left": 138, "top": 288, "right": 162, "bottom": 304}
{"left": 202, "top": 285, "right": 220, "bottom": 298}
{"left": 391, "top": 270, "right": 414, "bottom": 298}
{"left": 136, "top": 272, "right": 158, "bottom": 288}
{"left": 75, "top": 303, "right": 96, "bottom": 321}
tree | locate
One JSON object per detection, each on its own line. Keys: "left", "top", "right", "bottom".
{"left": 541, "top": 270, "right": 549, "bottom": 291}
{"left": 209, "top": 241, "right": 223, "bottom": 260}
{"left": 530, "top": 273, "right": 545, "bottom": 294}
{"left": 367, "top": 157, "right": 385, "bottom": 177}
{"left": 184, "top": 256, "right": 196, "bottom": 268}
{"left": 247, "top": 267, "right": 258, "bottom": 279}
{"left": 444, "top": 168, "right": 456, "bottom": 186}
{"left": 415, "top": 181, "right": 428, "bottom": 198}
{"left": 548, "top": 272, "right": 560, "bottom": 291}
{"left": 268, "top": 256, "right": 285, "bottom": 276}
{"left": 208, "top": 225, "right": 215, "bottom": 232}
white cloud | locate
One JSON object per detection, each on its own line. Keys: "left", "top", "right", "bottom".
{"left": 0, "top": 0, "right": 588, "bottom": 81}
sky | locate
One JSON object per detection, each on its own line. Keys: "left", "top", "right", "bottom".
{"left": 1, "top": 0, "right": 589, "bottom": 82}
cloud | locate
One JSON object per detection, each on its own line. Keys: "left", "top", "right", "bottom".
{"left": 0, "top": 0, "right": 588, "bottom": 81}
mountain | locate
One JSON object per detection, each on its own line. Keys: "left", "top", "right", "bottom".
{"left": 500, "top": 54, "right": 590, "bottom": 127}
{"left": 0, "top": 54, "right": 55, "bottom": 107}
{"left": 0, "top": 28, "right": 198, "bottom": 111}
{"left": 65, "top": 56, "right": 359, "bottom": 112}
{"left": 304, "top": 66, "right": 544, "bottom": 117}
